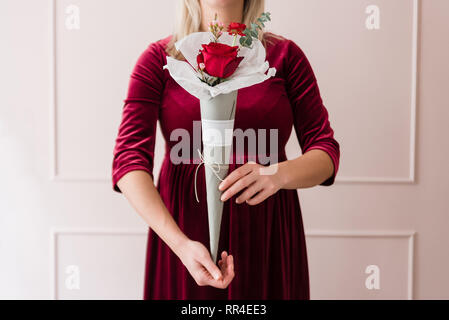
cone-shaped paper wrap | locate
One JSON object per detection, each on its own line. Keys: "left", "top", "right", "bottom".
{"left": 162, "top": 31, "right": 277, "bottom": 264}
{"left": 198, "top": 90, "right": 237, "bottom": 263}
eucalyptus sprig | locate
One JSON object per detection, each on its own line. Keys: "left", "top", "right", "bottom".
{"left": 239, "top": 12, "right": 271, "bottom": 48}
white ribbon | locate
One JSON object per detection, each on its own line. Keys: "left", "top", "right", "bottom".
{"left": 194, "top": 149, "right": 226, "bottom": 203}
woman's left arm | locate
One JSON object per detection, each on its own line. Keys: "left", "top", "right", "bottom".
{"left": 219, "top": 39, "right": 340, "bottom": 205}
{"left": 218, "top": 149, "right": 334, "bottom": 205}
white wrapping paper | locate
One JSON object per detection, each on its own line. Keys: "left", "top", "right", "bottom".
{"left": 163, "top": 32, "right": 277, "bottom": 99}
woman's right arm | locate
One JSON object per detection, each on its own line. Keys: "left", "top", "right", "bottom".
{"left": 112, "top": 42, "right": 233, "bottom": 288}
{"left": 117, "top": 170, "right": 188, "bottom": 256}
{"left": 116, "top": 170, "right": 234, "bottom": 288}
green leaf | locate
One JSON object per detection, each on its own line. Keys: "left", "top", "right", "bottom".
{"left": 238, "top": 12, "right": 271, "bottom": 47}
{"left": 260, "top": 12, "right": 271, "bottom": 22}
{"left": 239, "top": 36, "right": 252, "bottom": 47}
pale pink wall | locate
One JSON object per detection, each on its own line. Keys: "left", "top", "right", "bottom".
{"left": 284, "top": 0, "right": 449, "bottom": 299}
{"left": 412, "top": 0, "right": 449, "bottom": 299}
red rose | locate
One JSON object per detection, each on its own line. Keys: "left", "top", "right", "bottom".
{"left": 197, "top": 42, "right": 244, "bottom": 78}
{"left": 227, "top": 22, "right": 246, "bottom": 36}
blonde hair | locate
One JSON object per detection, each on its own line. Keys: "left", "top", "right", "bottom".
{"left": 166, "top": 0, "right": 279, "bottom": 59}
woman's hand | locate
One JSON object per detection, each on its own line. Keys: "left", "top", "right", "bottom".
{"left": 175, "top": 239, "right": 234, "bottom": 289}
{"left": 218, "top": 161, "right": 285, "bottom": 205}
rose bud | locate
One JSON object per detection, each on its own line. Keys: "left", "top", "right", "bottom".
{"left": 197, "top": 42, "right": 244, "bottom": 78}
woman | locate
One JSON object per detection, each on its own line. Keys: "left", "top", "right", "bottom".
{"left": 112, "top": 0, "right": 340, "bottom": 300}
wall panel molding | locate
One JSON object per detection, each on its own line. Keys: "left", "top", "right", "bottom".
{"left": 50, "top": 228, "right": 415, "bottom": 299}
{"left": 306, "top": 229, "right": 415, "bottom": 299}
{"left": 336, "top": 0, "right": 419, "bottom": 184}
{"left": 50, "top": 227, "right": 147, "bottom": 299}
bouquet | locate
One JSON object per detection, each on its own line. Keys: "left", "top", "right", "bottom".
{"left": 163, "top": 12, "right": 276, "bottom": 263}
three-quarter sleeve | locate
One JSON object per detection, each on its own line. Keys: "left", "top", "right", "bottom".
{"left": 284, "top": 40, "right": 340, "bottom": 186}
{"left": 112, "top": 42, "right": 165, "bottom": 193}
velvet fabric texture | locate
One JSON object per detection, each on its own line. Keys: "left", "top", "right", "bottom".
{"left": 112, "top": 32, "right": 340, "bottom": 299}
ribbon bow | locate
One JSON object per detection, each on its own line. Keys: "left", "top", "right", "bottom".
{"left": 194, "top": 149, "right": 226, "bottom": 203}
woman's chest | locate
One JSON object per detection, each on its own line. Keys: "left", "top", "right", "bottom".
{"left": 159, "top": 76, "right": 294, "bottom": 144}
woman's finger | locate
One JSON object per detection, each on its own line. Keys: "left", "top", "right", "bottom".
{"left": 196, "top": 251, "right": 234, "bottom": 289}
{"left": 246, "top": 188, "right": 272, "bottom": 206}
{"left": 218, "top": 251, "right": 227, "bottom": 267}
{"left": 198, "top": 253, "right": 223, "bottom": 281}
{"left": 219, "top": 162, "right": 255, "bottom": 192}
{"left": 221, "top": 171, "right": 257, "bottom": 201}
{"left": 220, "top": 251, "right": 228, "bottom": 269}
{"left": 221, "top": 255, "right": 235, "bottom": 288}
{"left": 221, "top": 251, "right": 228, "bottom": 261}
{"left": 213, "top": 251, "right": 234, "bottom": 289}
{"left": 236, "top": 180, "right": 263, "bottom": 204}
{"left": 196, "top": 265, "right": 226, "bottom": 288}
{"left": 228, "top": 255, "right": 234, "bottom": 274}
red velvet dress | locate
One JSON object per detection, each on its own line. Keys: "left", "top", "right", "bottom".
{"left": 112, "top": 32, "right": 340, "bottom": 300}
